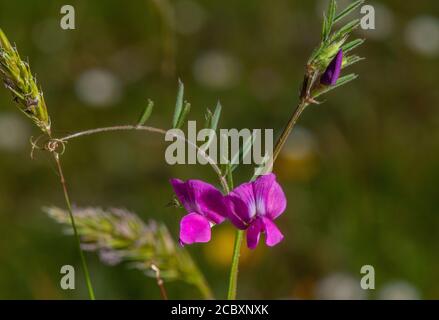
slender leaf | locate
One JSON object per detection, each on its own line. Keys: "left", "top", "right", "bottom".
{"left": 342, "top": 38, "right": 365, "bottom": 53}
{"left": 172, "top": 79, "right": 184, "bottom": 128}
{"left": 175, "top": 101, "right": 191, "bottom": 129}
{"left": 202, "top": 101, "right": 222, "bottom": 151}
{"left": 324, "top": 0, "right": 337, "bottom": 39}
{"left": 313, "top": 73, "right": 358, "bottom": 97}
{"left": 334, "top": 0, "right": 364, "bottom": 24}
{"left": 210, "top": 101, "right": 222, "bottom": 131}
{"left": 331, "top": 19, "right": 360, "bottom": 42}
{"left": 136, "top": 99, "right": 154, "bottom": 126}
{"left": 231, "top": 134, "right": 255, "bottom": 171}
{"left": 322, "top": 13, "right": 329, "bottom": 41}
{"left": 342, "top": 55, "right": 365, "bottom": 68}
{"left": 204, "top": 108, "right": 212, "bottom": 129}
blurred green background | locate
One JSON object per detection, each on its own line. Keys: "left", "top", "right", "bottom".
{"left": 0, "top": 0, "right": 438, "bottom": 299}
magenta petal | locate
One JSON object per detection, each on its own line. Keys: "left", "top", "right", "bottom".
{"left": 320, "top": 49, "right": 343, "bottom": 86}
{"left": 170, "top": 179, "right": 226, "bottom": 224}
{"left": 188, "top": 180, "right": 227, "bottom": 224}
{"left": 224, "top": 195, "right": 250, "bottom": 229}
{"left": 252, "top": 173, "right": 286, "bottom": 220}
{"left": 170, "top": 178, "right": 194, "bottom": 212}
{"left": 179, "top": 213, "right": 211, "bottom": 245}
{"left": 261, "top": 217, "right": 284, "bottom": 247}
{"left": 228, "top": 181, "right": 256, "bottom": 221}
{"left": 246, "top": 218, "right": 264, "bottom": 249}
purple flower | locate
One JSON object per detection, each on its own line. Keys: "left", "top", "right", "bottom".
{"left": 320, "top": 49, "right": 343, "bottom": 86}
{"left": 170, "top": 178, "right": 227, "bottom": 246}
{"left": 224, "top": 173, "right": 286, "bottom": 249}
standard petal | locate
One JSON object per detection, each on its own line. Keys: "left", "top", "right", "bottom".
{"left": 170, "top": 178, "right": 227, "bottom": 224}
{"left": 170, "top": 178, "right": 194, "bottom": 213}
{"left": 252, "top": 173, "right": 286, "bottom": 220}
{"left": 179, "top": 213, "right": 211, "bottom": 245}
{"left": 228, "top": 181, "right": 256, "bottom": 221}
{"left": 186, "top": 180, "right": 226, "bottom": 224}
{"left": 224, "top": 195, "right": 250, "bottom": 229}
{"left": 261, "top": 217, "right": 284, "bottom": 247}
{"left": 246, "top": 218, "right": 264, "bottom": 249}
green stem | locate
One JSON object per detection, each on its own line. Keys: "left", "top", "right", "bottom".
{"left": 53, "top": 153, "right": 96, "bottom": 300}
{"left": 272, "top": 100, "right": 309, "bottom": 163}
{"left": 227, "top": 229, "right": 244, "bottom": 300}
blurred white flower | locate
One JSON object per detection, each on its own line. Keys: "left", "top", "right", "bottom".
{"left": 0, "top": 113, "right": 30, "bottom": 152}
{"left": 75, "top": 69, "right": 122, "bottom": 107}
{"left": 193, "top": 51, "right": 241, "bottom": 89}
{"left": 316, "top": 273, "right": 366, "bottom": 300}
{"left": 175, "top": 0, "right": 207, "bottom": 35}
{"left": 405, "top": 16, "right": 439, "bottom": 57}
{"left": 378, "top": 281, "right": 420, "bottom": 300}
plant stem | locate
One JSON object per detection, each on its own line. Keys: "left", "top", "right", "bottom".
{"left": 225, "top": 166, "right": 243, "bottom": 300}
{"left": 151, "top": 264, "right": 168, "bottom": 300}
{"left": 53, "top": 153, "right": 96, "bottom": 300}
{"left": 227, "top": 229, "right": 244, "bottom": 300}
{"left": 272, "top": 100, "right": 309, "bottom": 163}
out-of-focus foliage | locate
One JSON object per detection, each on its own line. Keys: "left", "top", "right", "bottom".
{"left": 46, "top": 206, "right": 212, "bottom": 298}
{"left": 0, "top": 0, "right": 438, "bottom": 299}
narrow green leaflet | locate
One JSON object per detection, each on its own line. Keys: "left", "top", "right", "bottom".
{"left": 331, "top": 19, "right": 360, "bottom": 43}
{"left": 342, "top": 55, "right": 364, "bottom": 69}
{"left": 175, "top": 101, "right": 191, "bottom": 129}
{"left": 323, "top": 0, "right": 337, "bottom": 41}
{"left": 172, "top": 80, "right": 184, "bottom": 128}
{"left": 313, "top": 73, "right": 359, "bottom": 97}
{"left": 210, "top": 101, "right": 222, "bottom": 132}
{"left": 136, "top": 99, "right": 154, "bottom": 126}
{"left": 231, "top": 134, "right": 255, "bottom": 172}
{"left": 342, "top": 38, "right": 365, "bottom": 53}
{"left": 202, "top": 101, "right": 222, "bottom": 151}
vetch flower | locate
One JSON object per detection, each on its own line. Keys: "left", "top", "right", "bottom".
{"left": 320, "top": 49, "right": 343, "bottom": 86}
{"left": 225, "top": 173, "right": 286, "bottom": 249}
{"left": 170, "top": 178, "right": 227, "bottom": 245}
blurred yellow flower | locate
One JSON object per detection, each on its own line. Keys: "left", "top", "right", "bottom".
{"left": 203, "top": 225, "right": 264, "bottom": 268}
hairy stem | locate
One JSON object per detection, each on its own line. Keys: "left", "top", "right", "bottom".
{"left": 53, "top": 153, "right": 96, "bottom": 300}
